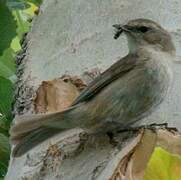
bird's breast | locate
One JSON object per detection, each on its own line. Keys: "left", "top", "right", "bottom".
{"left": 86, "top": 51, "right": 174, "bottom": 128}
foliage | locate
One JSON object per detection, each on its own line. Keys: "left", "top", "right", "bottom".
{"left": 0, "top": 77, "right": 13, "bottom": 128}
{"left": 0, "top": 2, "right": 17, "bottom": 56}
{"left": 144, "top": 147, "right": 181, "bottom": 180}
{"left": 0, "top": 0, "right": 40, "bottom": 178}
{"left": 0, "top": 134, "right": 10, "bottom": 177}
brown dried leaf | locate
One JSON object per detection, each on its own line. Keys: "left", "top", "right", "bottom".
{"left": 156, "top": 129, "right": 181, "bottom": 155}
{"left": 125, "top": 130, "right": 156, "bottom": 180}
{"left": 108, "top": 130, "right": 144, "bottom": 180}
{"left": 108, "top": 129, "right": 181, "bottom": 180}
{"left": 61, "top": 75, "right": 87, "bottom": 91}
{"left": 34, "top": 77, "right": 82, "bottom": 113}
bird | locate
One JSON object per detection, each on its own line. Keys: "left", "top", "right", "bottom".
{"left": 10, "top": 18, "right": 175, "bottom": 157}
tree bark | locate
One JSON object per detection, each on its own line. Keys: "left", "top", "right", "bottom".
{"left": 6, "top": 0, "right": 181, "bottom": 179}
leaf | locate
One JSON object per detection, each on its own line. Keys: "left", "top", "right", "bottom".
{"left": 25, "top": 0, "right": 42, "bottom": 6}
{"left": 23, "top": 2, "right": 39, "bottom": 17}
{"left": 0, "top": 133, "right": 10, "bottom": 178}
{"left": 0, "top": 2, "right": 17, "bottom": 56}
{"left": 0, "top": 77, "right": 12, "bottom": 175}
{"left": 0, "top": 77, "right": 14, "bottom": 125}
{"left": 144, "top": 147, "right": 181, "bottom": 180}
{"left": 0, "top": 115, "right": 9, "bottom": 135}
{"left": 0, "top": 48, "right": 16, "bottom": 81}
{"left": 10, "top": 36, "right": 21, "bottom": 52}
{"left": 0, "top": 161, "right": 7, "bottom": 178}
{"left": 110, "top": 129, "right": 156, "bottom": 180}
{"left": 6, "top": 0, "right": 30, "bottom": 10}
{"left": 34, "top": 77, "right": 81, "bottom": 113}
{"left": 108, "top": 129, "right": 181, "bottom": 180}
{"left": 0, "top": 133, "right": 10, "bottom": 160}
{"left": 13, "top": 10, "right": 30, "bottom": 38}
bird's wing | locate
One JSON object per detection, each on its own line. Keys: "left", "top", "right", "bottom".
{"left": 72, "top": 54, "right": 138, "bottom": 105}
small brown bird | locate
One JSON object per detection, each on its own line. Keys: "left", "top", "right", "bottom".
{"left": 10, "top": 19, "right": 175, "bottom": 157}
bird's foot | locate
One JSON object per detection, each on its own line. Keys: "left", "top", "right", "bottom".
{"left": 117, "top": 123, "right": 177, "bottom": 133}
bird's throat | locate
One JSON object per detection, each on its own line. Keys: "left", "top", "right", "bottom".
{"left": 126, "top": 35, "right": 138, "bottom": 54}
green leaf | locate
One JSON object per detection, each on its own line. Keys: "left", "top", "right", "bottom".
{"left": 0, "top": 48, "right": 16, "bottom": 81}
{"left": 25, "top": 0, "right": 42, "bottom": 6}
{"left": 144, "top": 147, "right": 181, "bottom": 180}
{"left": 11, "top": 36, "right": 21, "bottom": 52}
{"left": 23, "top": 1, "right": 39, "bottom": 17}
{"left": 0, "top": 77, "right": 12, "bottom": 177}
{"left": 0, "top": 77, "right": 13, "bottom": 124}
{"left": 0, "top": 161, "right": 7, "bottom": 178}
{"left": 6, "top": 0, "right": 30, "bottom": 10}
{"left": 0, "top": 133, "right": 10, "bottom": 178}
{"left": 13, "top": 10, "right": 30, "bottom": 38}
{"left": 0, "top": 133, "right": 10, "bottom": 160}
{"left": 0, "top": 115, "right": 9, "bottom": 135}
{"left": 0, "top": 2, "right": 17, "bottom": 56}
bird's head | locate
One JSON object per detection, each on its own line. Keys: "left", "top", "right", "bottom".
{"left": 113, "top": 19, "right": 175, "bottom": 55}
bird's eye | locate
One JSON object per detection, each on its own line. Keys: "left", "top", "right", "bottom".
{"left": 136, "top": 26, "right": 150, "bottom": 33}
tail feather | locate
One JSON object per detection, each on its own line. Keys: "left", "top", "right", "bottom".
{"left": 10, "top": 106, "right": 77, "bottom": 138}
{"left": 10, "top": 105, "right": 80, "bottom": 157}
{"left": 12, "top": 127, "right": 61, "bottom": 157}
{"left": 10, "top": 112, "right": 62, "bottom": 138}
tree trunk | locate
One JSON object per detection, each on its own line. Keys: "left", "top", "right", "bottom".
{"left": 6, "top": 0, "right": 181, "bottom": 179}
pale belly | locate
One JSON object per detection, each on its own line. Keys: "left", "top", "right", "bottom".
{"left": 83, "top": 61, "right": 172, "bottom": 129}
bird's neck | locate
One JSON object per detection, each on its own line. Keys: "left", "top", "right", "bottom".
{"left": 136, "top": 45, "right": 175, "bottom": 60}
{"left": 126, "top": 36, "right": 175, "bottom": 57}
{"left": 127, "top": 35, "right": 138, "bottom": 54}
{"left": 128, "top": 43, "right": 175, "bottom": 60}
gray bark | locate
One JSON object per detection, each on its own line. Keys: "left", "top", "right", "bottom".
{"left": 6, "top": 0, "right": 181, "bottom": 179}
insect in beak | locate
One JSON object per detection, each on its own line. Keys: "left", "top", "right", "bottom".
{"left": 113, "top": 24, "right": 131, "bottom": 39}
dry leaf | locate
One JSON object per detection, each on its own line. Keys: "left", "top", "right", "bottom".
{"left": 106, "top": 129, "right": 181, "bottom": 180}
{"left": 126, "top": 130, "right": 157, "bottom": 180}
{"left": 34, "top": 76, "right": 84, "bottom": 113}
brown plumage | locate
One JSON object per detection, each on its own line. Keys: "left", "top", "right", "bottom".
{"left": 10, "top": 19, "right": 175, "bottom": 157}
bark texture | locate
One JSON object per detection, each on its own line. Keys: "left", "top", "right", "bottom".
{"left": 6, "top": 0, "right": 181, "bottom": 179}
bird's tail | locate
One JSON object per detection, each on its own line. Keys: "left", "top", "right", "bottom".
{"left": 11, "top": 127, "right": 61, "bottom": 157}
{"left": 10, "top": 106, "right": 77, "bottom": 157}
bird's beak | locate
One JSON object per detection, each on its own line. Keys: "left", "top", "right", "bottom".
{"left": 113, "top": 24, "right": 131, "bottom": 39}
{"left": 112, "top": 24, "right": 123, "bottom": 30}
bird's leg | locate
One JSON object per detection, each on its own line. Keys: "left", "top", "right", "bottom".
{"left": 117, "top": 122, "right": 177, "bottom": 133}
{"left": 107, "top": 123, "right": 171, "bottom": 147}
